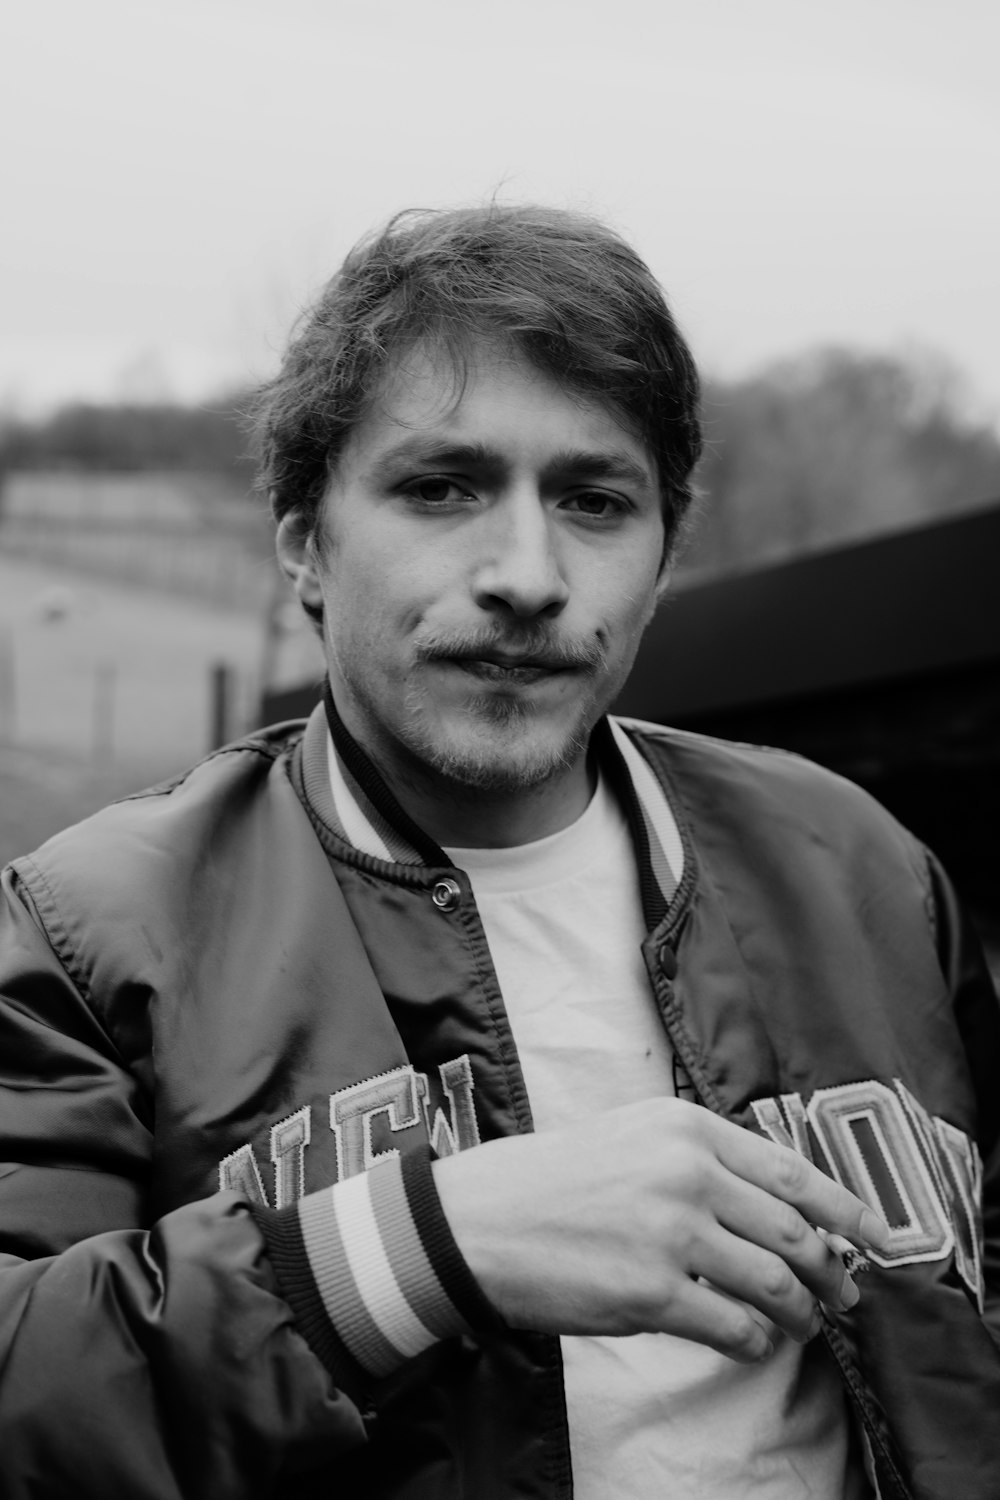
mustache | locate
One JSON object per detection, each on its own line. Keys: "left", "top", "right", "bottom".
{"left": 415, "top": 627, "right": 606, "bottom": 673}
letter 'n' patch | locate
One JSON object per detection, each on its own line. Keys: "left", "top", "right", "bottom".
{"left": 218, "top": 1054, "right": 483, "bottom": 1208}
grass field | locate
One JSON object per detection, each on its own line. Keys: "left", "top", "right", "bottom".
{"left": 0, "top": 552, "right": 265, "bottom": 863}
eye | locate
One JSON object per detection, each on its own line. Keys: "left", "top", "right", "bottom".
{"left": 564, "top": 489, "right": 626, "bottom": 519}
{"left": 403, "top": 476, "right": 475, "bottom": 506}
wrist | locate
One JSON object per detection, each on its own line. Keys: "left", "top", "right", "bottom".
{"left": 252, "top": 1148, "right": 502, "bottom": 1395}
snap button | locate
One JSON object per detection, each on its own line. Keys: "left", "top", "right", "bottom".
{"left": 657, "top": 941, "right": 678, "bottom": 980}
{"left": 431, "top": 877, "right": 461, "bottom": 912}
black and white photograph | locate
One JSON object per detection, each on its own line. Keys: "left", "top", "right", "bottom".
{"left": 1, "top": 2, "right": 998, "bottom": 1496}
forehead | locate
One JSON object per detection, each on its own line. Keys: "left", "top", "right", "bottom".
{"left": 336, "top": 341, "right": 657, "bottom": 484}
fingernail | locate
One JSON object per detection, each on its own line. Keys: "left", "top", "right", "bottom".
{"left": 839, "top": 1273, "right": 860, "bottom": 1311}
{"left": 793, "top": 1304, "right": 824, "bottom": 1343}
{"left": 809, "top": 1307, "right": 824, "bottom": 1339}
{"left": 860, "top": 1209, "right": 890, "bottom": 1250}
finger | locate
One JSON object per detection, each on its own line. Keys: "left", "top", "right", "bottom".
{"left": 711, "top": 1124, "right": 889, "bottom": 1251}
{"left": 694, "top": 1229, "right": 829, "bottom": 1344}
{"left": 654, "top": 1276, "right": 775, "bottom": 1364}
{"left": 713, "top": 1176, "right": 861, "bottom": 1313}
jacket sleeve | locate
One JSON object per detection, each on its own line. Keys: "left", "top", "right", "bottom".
{"left": 925, "top": 848, "right": 1000, "bottom": 1344}
{"left": 0, "top": 862, "right": 369, "bottom": 1500}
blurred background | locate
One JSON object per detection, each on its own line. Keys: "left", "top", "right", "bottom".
{"left": 1, "top": 0, "right": 997, "bottom": 965}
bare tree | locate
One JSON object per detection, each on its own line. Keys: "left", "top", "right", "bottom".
{"left": 686, "top": 349, "right": 1000, "bottom": 578}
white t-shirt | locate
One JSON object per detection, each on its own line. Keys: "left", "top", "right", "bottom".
{"left": 447, "top": 774, "right": 869, "bottom": 1500}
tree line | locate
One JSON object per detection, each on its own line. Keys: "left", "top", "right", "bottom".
{"left": 686, "top": 348, "right": 1000, "bottom": 576}
{"left": 0, "top": 399, "right": 254, "bottom": 484}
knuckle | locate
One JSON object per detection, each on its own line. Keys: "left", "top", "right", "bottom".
{"left": 729, "top": 1314, "right": 765, "bottom": 1357}
{"left": 660, "top": 1198, "right": 694, "bottom": 1242}
{"left": 636, "top": 1096, "right": 671, "bottom": 1125}
{"left": 658, "top": 1136, "right": 710, "bottom": 1198}
{"left": 761, "top": 1258, "right": 794, "bottom": 1301}
{"left": 773, "top": 1147, "right": 806, "bottom": 1195}
{"left": 666, "top": 1094, "right": 707, "bottom": 1136}
{"left": 774, "top": 1204, "right": 807, "bottom": 1248}
{"left": 654, "top": 1279, "right": 682, "bottom": 1321}
{"left": 638, "top": 1275, "right": 683, "bottom": 1334}
{"left": 663, "top": 1152, "right": 704, "bottom": 1196}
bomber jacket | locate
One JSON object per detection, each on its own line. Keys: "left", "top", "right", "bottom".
{"left": 0, "top": 705, "right": 998, "bottom": 1500}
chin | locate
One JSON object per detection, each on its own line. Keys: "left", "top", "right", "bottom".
{"left": 407, "top": 700, "right": 593, "bottom": 793}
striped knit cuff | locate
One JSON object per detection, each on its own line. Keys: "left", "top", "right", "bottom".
{"left": 251, "top": 1150, "right": 502, "bottom": 1396}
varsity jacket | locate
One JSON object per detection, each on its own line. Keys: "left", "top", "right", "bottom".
{"left": 0, "top": 704, "right": 997, "bottom": 1500}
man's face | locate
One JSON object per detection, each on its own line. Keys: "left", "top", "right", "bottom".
{"left": 282, "top": 343, "right": 665, "bottom": 803}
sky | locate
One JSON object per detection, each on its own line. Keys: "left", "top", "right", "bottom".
{"left": 3, "top": 0, "right": 999, "bottom": 422}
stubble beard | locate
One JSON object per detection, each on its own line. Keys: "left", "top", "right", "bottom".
{"left": 391, "top": 622, "right": 617, "bottom": 792}
{"left": 400, "top": 681, "right": 598, "bottom": 793}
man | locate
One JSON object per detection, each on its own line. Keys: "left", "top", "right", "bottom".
{"left": 0, "top": 205, "right": 997, "bottom": 1500}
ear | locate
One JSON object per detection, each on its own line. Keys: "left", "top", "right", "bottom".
{"left": 275, "top": 512, "right": 325, "bottom": 613}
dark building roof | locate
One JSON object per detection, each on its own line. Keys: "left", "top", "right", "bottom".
{"left": 614, "top": 502, "right": 1000, "bottom": 723}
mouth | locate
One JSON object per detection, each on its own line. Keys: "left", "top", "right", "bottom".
{"left": 435, "top": 652, "right": 579, "bottom": 687}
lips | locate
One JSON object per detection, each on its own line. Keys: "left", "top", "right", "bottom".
{"left": 420, "top": 634, "right": 600, "bottom": 687}
{"left": 448, "top": 656, "right": 571, "bottom": 685}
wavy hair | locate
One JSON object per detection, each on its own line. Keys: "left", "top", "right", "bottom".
{"left": 252, "top": 203, "right": 702, "bottom": 556}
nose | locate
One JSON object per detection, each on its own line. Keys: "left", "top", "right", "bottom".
{"left": 471, "top": 491, "right": 570, "bottom": 620}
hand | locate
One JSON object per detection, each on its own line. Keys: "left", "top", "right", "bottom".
{"left": 432, "top": 1097, "right": 888, "bottom": 1363}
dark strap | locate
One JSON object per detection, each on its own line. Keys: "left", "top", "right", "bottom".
{"left": 322, "top": 681, "right": 452, "bottom": 869}
{"left": 592, "top": 718, "right": 668, "bottom": 931}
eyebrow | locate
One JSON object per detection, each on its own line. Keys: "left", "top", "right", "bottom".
{"left": 365, "top": 438, "right": 656, "bottom": 493}
{"left": 545, "top": 448, "right": 656, "bottom": 493}
{"left": 364, "top": 438, "right": 502, "bottom": 484}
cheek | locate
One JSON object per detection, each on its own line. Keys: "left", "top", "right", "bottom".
{"left": 318, "top": 566, "right": 372, "bottom": 663}
{"left": 321, "top": 553, "right": 430, "bottom": 658}
{"left": 599, "top": 559, "right": 661, "bottom": 642}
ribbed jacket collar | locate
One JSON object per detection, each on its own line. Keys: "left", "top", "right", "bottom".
{"left": 297, "top": 684, "right": 683, "bottom": 932}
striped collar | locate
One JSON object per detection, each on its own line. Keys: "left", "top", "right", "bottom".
{"left": 298, "top": 688, "right": 684, "bottom": 930}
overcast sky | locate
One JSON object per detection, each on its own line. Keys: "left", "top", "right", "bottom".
{"left": 4, "top": 0, "right": 998, "bottom": 421}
